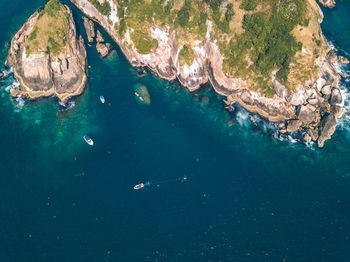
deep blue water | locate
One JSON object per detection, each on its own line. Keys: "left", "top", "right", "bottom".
{"left": 1, "top": 0, "right": 350, "bottom": 261}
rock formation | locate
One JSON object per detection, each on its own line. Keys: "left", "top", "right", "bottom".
{"left": 83, "top": 17, "right": 95, "bottom": 42}
{"left": 69, "top": 0, "right": 344, "bottom": 147}
{"left": 319, "top": 0, "right": 336, "bottom": 8}
{"left": 6, "top": 1, "right": 87, "bottom": 103}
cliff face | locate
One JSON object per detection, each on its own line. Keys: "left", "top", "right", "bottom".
{"left": 6, "top": 2, "right": 87, "bottom": 103}
{"left": 70, "top": 0, "right": 344, "bottom": 147}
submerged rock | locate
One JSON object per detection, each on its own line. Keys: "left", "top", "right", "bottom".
{"left": 286, "top": 120, "right": 302, "bottom": 132}
{"left": 6, "top": 1, "right": 87, "bottom": 103}
{"left": 134, "top": 84, "right": 151, "bottom": 105}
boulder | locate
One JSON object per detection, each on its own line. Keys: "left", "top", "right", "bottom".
{"left": 331, "top": 105, "right": 345, "bottom": 119}
{"left": 307, "top": 98, "right": 319, "bottom": 105}
{"left": 308, "top": 127, "right": 319, "bottom": 141}
{"left": 279, "top": 129, "right": 287, "bottom": 134}
{"left": 327, "top": 51, "right": 338, "bottom": 63}
{"left": 338, "top": 56, "right": 349, "bottom": 65}
{"left": 278, "top": 122, "right": 286, "bottom": 129}
{"left": 298, "top": 105, "right": 316, "bottom": 124}
{"left": 318, "top": 114, "right": 337, "bottom": 147}
{"left": 321, "top": 85, "right": 332, "bottom": 96}
{"left": 303, "top": 133, "right": 310, "bottom": 143}
{"left": 83, "top": 17, "right": 95, "bottom": 42}
{"left": 286, "top": 120, "right": 302, "bottom": 132}
{"left": 330, "top": 88, "right": 342, "bottom": 104}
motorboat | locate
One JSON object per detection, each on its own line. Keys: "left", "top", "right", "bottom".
{"left": 133, "top": 183, "right": 145, "bottom": 190}
{"left": 83, "top": 135, "right": 94, "bottom": 146}
{"left": 100, "top": 95, "right": 105, "bottom": 104}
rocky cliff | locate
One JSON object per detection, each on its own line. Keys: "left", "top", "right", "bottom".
{"left": 6, "top": 1, "right": 87, "bottom": 103}
{"left": 69, "top": 0, "right": 345, "bottom": 147}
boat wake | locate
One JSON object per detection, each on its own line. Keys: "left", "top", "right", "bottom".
{"left": 133, "top": 176, "right": 188, "bottom": 191}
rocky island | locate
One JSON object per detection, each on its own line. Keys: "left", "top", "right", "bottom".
{"left": 6, "top": 0, "right": 87, "bottom": 103}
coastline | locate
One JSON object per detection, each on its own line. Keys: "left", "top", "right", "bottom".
{"left": 5, "top": 4, "right": 87, "bottom": 104}
{"left": 69, "top": 0, "right": 343, "bottom": 147}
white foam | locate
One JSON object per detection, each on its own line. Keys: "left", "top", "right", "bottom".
{"left": 4, "top": 79, "right": 19, "bottom": 92}
{"left": 59, "top": 100, "right": 76, "bottom": 111}
{"left": 14, "top": 95, "right": 25, "bottom": 112}
{"left": 1, "top": 66, "right": 13, "bottom": 77}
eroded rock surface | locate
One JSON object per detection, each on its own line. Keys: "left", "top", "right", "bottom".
{"left": 6, "top": 4, "right": 87, "bottom": 103}
{"left": 83, "top": 17, "right": 95, "bottom": 42}
{"left": 69, "top": 0, "right": 344, "bottom": 147}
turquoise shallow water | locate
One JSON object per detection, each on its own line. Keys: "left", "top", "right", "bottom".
{"left": 1, "top": 1, "right": 350, "bottom": 261}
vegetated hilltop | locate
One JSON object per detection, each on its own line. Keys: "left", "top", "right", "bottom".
{"left": 101, "top": 0, "right": 325, "bottom": 97}
{"left": 7, "top": 0, "right": 87, "bottom": 102}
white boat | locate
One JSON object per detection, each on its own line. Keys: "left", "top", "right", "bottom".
{"left": 133, "top": 183, "right": 145, "bottom": 190}
{"left": 99, "top": 96, "right": 105, "bottom": 104}
{"left": 83, "top": 135, "right": 94, "bottom": 146}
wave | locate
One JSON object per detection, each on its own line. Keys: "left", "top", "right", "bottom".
{"left": 58, "top": 100, "right": 76, "bottom": 111}
{"left": 4, "top": 79, "right": 19, "bottom": 92}
{"left": 13, "top": 95, "right": 25, "bottom": 112}
{"left": 0, "top": 66, "right": 13, "bottom": 78}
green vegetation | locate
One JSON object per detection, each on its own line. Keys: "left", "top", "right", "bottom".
{"left": 239, "top": 0, "right": 257, "bottom": 11}
{"left": 223, "top": 0, "right": 306, "bottom": 93}
{"left": 179, "top": 45, "right": 195, "bottom": 66}
{"left": 44, "top": 0, "right": 61, "bottom": 17}
{"left": 130, "top": 30, "right": 158, "bottom": 54}
{"left": 109, "top": 0, "right": 320, "bottom": 96}
{"left": 26, "top": 0, "right": 70, "bottom": 56}
{"left": 88, "top": 0, "right": 111, "bottom": 16}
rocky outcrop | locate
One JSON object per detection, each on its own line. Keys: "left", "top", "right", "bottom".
{"left": 338, "top": 56, "right": 350, "bottom": 65}
{"left": 318, "top": 113, "right": 337, "bottom": 147}
{"left": 96, "top": 42, "right": 111, "bottom": 57}
{"left": 83, "top": 17, "right": 95, "bottom": 42}
{"left": 69, "top": 0, "right": 344, "bottom": 147}
{"left": 6, "top": 6, "right": 87, "bottom": 103}
{"left": 95, "top": 30, "right": 111, "bottom": 57}
{"left": 96, "top": 30, "right": 104, "bottom": 42}
{"left": 319, "top": 0, "right": 336, "bottom": 8}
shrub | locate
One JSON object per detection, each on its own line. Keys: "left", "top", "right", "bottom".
{"left": 44, "top": 0, "right": 61, "bottom": 17}
{"left": 179, "top": 45, "right": 195, "bottom": 66}
{"left": 88, "top": 0, "right": 111, "bottom": 16}
{"left": 240, "top": 0, "right": 257, "bottom": 11}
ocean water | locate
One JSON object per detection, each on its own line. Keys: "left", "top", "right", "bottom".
{"left": 1, "top": 0, "right": 350, "bottom": 261}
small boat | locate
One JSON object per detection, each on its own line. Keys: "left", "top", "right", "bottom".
{"left": 100, "top": 95, "right": 105, "bottom": 104}
{"left": 137, "top": 69, "right": 147, "bottom": 76}
{"left": 83, "top": 135, "right": 94, "bottom": 146}
{"left": 134, "top": 92, "right": 144, "bottom": 102}
{"left": 133, "top": 183, "right": 145, "bottom": 190}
